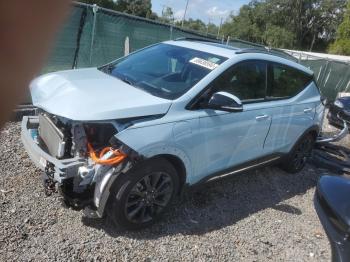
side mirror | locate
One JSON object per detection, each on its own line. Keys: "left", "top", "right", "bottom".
{"left": 207, "top": 91, "right": 243, "bottom": 112}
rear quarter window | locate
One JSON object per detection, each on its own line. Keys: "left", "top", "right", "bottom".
{"left": 267, "top": 63, "right": 313, "bottom": 99}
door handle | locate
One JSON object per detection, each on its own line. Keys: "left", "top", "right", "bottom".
{"left": 255, "top": 114, "right": 269, "bottom": 121}
{"left": 303, "top": 108, "right": 313, "bottom": 114}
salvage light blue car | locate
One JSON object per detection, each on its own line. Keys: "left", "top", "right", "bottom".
{"left": 22, "top": 38, "right": 324, "bottom": 229}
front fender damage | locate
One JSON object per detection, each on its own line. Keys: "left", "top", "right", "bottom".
{"left": 59, "top": 140, "right": 143, "bottom": 217}
{"left": 35, "top": 118, "right": 144, "bottom": 215}
{"left": 24, "top": 112, "right": 160, "bottom": 217}
{"left": 92, "top": 150, "right": 139, "bottom": 218}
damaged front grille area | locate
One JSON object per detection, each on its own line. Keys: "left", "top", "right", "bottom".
{"left": 37, "top": 111, "right": 125, "bottom": 163}
{"left": 39, "top": 114, "right": 68, "bottom": 158}
{"left": 29, "top": 111, "right": 144, "bottom": 210}
{"left": 37, "top": 111, "right": 117, "bottom": 160}
{"left": 22, "top": 113, "right": 142, "bottom": 215}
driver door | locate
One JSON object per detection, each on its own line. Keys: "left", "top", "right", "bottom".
{"left": 193, "top": 60, "right": 272, "bottom": 181}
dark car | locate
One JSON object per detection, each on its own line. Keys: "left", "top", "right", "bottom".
{"left": 314, "top": 175, "right": 350, "bottom": 262}
{"left": 327, "top": 96, "right": 350, "bottom": 128}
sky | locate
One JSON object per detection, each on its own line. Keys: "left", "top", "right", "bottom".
{"left": 151, "top": 0, "right": 250, "bottom": 25}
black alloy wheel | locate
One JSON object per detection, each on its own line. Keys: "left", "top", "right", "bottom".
{"left": 292, "top": 135, "right": 314, "bottom": 170}
{"left": 125, "top": 171, "right": 174, "bottom": 224}
{"left": 107, "top": 158, "right": 179, "bottom": 230}
{"left": 281, "top": 133, "right": 315, "bottom": 173}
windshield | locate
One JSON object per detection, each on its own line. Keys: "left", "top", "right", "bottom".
{"left": 99, "top": 43, "right": 227, "bottom": 100}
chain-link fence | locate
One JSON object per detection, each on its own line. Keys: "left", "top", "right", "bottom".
{"left": 36, "top": 2, "right": 350, "bottom": 103}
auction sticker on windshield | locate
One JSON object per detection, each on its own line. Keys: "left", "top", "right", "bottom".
{"left": 189, "top": 57, "right": 219, "bottom": 70}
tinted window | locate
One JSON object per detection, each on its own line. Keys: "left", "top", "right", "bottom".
{"left": 267, "top": 63, "right": 312, "bottom": 99}
{"left": 99, "top": 44, "right": 227, "bottom": 100}
{"left": 209, "top": 61, "right": 267, "bottom": 102}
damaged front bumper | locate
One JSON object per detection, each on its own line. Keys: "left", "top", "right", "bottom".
{"left": 21, "top": 116, "right": 133, "bottom": 217}
{"left": 21, "top": 116, "right": 86, "bottom": 182}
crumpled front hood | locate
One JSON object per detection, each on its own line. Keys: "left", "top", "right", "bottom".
{"left": 30, "top": 68, "right": 172, "bottom": 121}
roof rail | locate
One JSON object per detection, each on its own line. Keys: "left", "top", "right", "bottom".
{"left": 174, "top": 38, "right": 298, "bottom": 62}
{"left": 174, "top": 37, "right": 221, "bottom": 44}
{"left": 236, "top": 48, "right": 298, "bottom": 62}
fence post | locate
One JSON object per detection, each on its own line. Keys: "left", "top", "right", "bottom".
{"left": 320, "top": 60, "right": 330, "bottom": 91}
{"left": 72, "top": 7, "right": 88, "bottom": 69}
{"left": 124, "top": 37, "right": 130, "bottom": 56}
{"left": 226, "top": 36, "right": 230, "bottom": 45}
{"left": 169, "top": 26, "right": 173, "bottom": 40}
{"left": 89, "top": 4, "right": 99, "bottom": 65}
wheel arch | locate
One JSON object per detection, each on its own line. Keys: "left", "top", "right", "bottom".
{"left": 288, "top": 124, "right": 319, "bottom": 154}
{"left": 150, "top": 154, "right": 187, "bottom": 195}
{"left": 308, "top": 128, "right": 319, "bottom": 140}
{"left": 94, "top": 153, "right": 188, "bottom": 218}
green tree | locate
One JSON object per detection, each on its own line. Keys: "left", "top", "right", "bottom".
{"left": 160, "top": 6, "right": 174, "bottom": 24}
{"left": 264, "top": 26, "right": 295, "bottom": 49}
{"left": 329, "top": 0, "right": 350, "bottom": 55}
{"left": 79, "top": 0, "right": 153, "bottom": 18}
{"left": 270, "top": 0, "right": 346, "bottom": 50}
{"left": 79, "top": 0, "right": 118, "bottom": 10}
{"left": 175, "top": 19, "right": 207, "bottom": 32}
{"left": 221, "top": 2, "right": 271, "bottom": 45}
{"left": 115, "top": 0, "right": 153, "bottom": 18}
{"left": 221, "top": 0, "right": 347, "bottom": 51}
{"left": 207, "top": 23, "right": 219, "bottom": 36}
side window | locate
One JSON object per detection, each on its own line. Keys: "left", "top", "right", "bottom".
{"left": 210, "top": 61, "right": 267, "bottom": 102}
{"left": 267, "top": 63, "right": 313, "bottom": 99}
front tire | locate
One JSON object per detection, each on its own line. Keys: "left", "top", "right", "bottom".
{"left": 281, "top": 133, "right": 315, "bottom": 173}
{"left": 106, "top": 158, "right": 179, "bottom": 230}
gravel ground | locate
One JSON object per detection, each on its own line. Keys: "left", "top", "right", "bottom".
{"left": 0, "top": 121, "right": 338, "bottom": 261}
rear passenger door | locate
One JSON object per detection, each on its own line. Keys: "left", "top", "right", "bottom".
{"left": 263, "top": 62, "right": 315, "bottom": 153}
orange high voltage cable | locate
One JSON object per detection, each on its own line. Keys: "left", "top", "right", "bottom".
{"left": 87, "top": 143, "right": 126, "bottom": 165}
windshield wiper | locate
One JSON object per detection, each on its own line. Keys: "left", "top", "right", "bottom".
{"left": 113, "top": 71, "right": 135, "bottom": 87}
{"left": 100, "top": 64, "right": 114, "bottom": 73}
{"left": 121, "top": 78, "right": 134, "bottom": 86}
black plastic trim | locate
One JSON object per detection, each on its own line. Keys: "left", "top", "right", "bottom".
{"left": 235, "top": 48, "right": 298, "bottom": 62}
{"left": 174, "top": 37, "right": 221, "bottom": 44}
{"left": 192, "top": 153, "right": 283, "bottom": 187}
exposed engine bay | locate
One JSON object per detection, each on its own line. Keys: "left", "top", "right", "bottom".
{"left": 38, "top": 112, "right": 122, "bottom": 159}
{"left": 26, "top": 110, "right": 142, "bottom": 214}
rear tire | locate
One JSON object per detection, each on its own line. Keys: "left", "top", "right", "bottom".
{"left": 280, "top": 133, "right": 315, "bottom": 174}
{"left": 106, "top": 157, "right": 179, "bottom": 230}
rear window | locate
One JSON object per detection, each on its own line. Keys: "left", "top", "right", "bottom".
{"left": 267, "top": 63, "right": 313, "bottom": 99}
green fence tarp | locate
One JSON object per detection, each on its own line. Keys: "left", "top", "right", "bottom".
{"left": 44, "top": 3, "right": 259, "bottom": 72}
{"left": 302, "top": 59, "right": 350, "bottom": 100}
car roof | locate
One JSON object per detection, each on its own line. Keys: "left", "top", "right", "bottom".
{"left": 165, "top": 39, "right": 239, "bottom": 58}
{"left": 165, "top": 38, "right": 314, "bottom": 76}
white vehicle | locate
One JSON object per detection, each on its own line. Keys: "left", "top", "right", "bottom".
{"left": 22, "top": 38, "right": 327, "bottom": 229}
